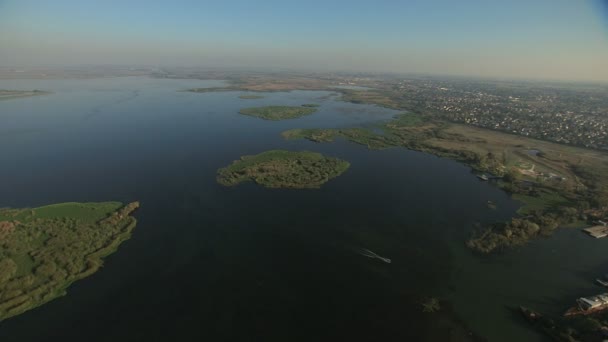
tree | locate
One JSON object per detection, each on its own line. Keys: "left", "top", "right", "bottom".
{"left": 0, "top": 258, "right": 17, "bottom": 283}
{"left": 503, "top": 167, "right": 522, "bottom": 183}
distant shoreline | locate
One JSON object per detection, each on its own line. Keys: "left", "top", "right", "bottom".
{"left": 0, "top": 90, "right": 51, "bottom": 101}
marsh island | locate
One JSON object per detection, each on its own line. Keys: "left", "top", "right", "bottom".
{"left": 238, "top": 94, "right": 264, "bottom": 99}
{"left": 239, "top": 105, "right": 317, "bottom": 120}
{"left": 217, "top": 150, "right": 350, "bottom": 189}
{"left": 0, "top": 201, "right": 139, "bottom": 321}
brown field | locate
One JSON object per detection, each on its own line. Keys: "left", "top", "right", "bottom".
{"left": 427, "top": 124, "right": 608, "bottom": 191}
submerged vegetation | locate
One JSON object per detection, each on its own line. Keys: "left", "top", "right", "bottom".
{"left": 217, "top": 150, "right": 350, "bottom": 189}
{"left": 283, "top": 112, "right": 608, "bottom": 253}
{"left": 239, "top": 106, "right": 317, "bottom": 120}
{"left": 0, "top": 201, "right": 140, "bottom": 321}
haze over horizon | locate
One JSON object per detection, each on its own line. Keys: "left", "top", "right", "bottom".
{"left": 1, "top": 0, "right": 608, "bottom": 82}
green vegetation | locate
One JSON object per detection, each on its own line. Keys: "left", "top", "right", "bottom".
{"left": 0, "top": 201, "right": 139, "bottom": 321}
{"left": 217, "top": 150, "right": 350, "bottom": 189}
{"left": 283, "top": 113, "right": 446, "bottom": 150}
{"left": 238, "top": 94, "right": 264, "bottom": 99}
{"left": 338, "top": 88, "right": 400, "bottom": 109}
{"left": 301, "top": 103, "right": 320, "bottom": 107}
{"left": 282, "top": 112, "right": 608, "bottom": 253}
{"left": 512, "top": 191, "right": 570, "bottom": 216}
{"left": 239, "top": 106, "right": 317, "bottom": 121}
{"left": 282, "top": 128, "right": 338, "bottom": 143}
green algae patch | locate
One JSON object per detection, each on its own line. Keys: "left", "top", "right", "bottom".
{"left": 0, "top": 201, "right": 140, "bottom": 321}
{"left": 217, "top": 150, "right": 350, "bottom": 189}
{"left": 239, "top": 106, "right": 317, "bottom": 121}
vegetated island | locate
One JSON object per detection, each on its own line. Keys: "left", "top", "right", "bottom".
{"left": 239, "top": 106, "right": 317, "bottom": 121}
{"left": 0, "top": 201, "right": 140, "bottom": 321}
{"left": 283, "top": 113, "right": 608, "bottom": 253}
{"left": 217, "top": 150, "right": 350, "bottom": 189}
{"left": 0, "top": 90, "right": 50, "bottom": 101}
{"left": 238, "top": 94, "right": 265, "bottom": 99}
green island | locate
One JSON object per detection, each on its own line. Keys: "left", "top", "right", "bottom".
{"left": 0, "top": 201, "right": 140, "bottom": 321}
{"left": 0, "top": 90, "right": 50, "bottom": 101}
{"left": 238, "top": 94, "right": 265, "bottom": 99}
{"left": 239, "top": 106, "right": 317, "bottom": 121}
{"left": 301, "top": 103, "right": 320, "bottom": 107}
{"left": 217, "top": 150, "right": 350, "bottom": 189}
{"left": 283, "top": 113, "right": 608, "bottom": 253}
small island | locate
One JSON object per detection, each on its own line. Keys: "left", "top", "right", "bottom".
{"left": 238, "top": 94, "right": 265, "bottom": 99}
{"left": 0, "top": 90, "right": 50, "bottom": 101}
{"left": 217, "top": 150, "right": 350, "bottom": 189}
{"left": 239, "top": 106, "right": 317, "bottom": 121}
{"left": 0, "top": 201, "right": 139, "bottom": 321}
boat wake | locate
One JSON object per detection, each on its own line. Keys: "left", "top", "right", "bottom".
{"left": 357, "top": 248, "right": 391, "bottom": 264}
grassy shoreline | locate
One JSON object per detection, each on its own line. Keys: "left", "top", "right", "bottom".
{"left": 0, "top": 201, "right": 140, "bottom": 321}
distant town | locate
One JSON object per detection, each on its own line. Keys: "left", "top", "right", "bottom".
{"left": 329, "top": 74, "right": 608, "bottom": 151}
{"left": 2, "top": 66, "right": 608, "bottom": 150}
{"left": 398, "top": 79, "right": 607, "bottom": 150}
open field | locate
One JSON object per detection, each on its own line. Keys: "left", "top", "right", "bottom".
{"left": 217, "top": 150, "right": 350, "bottom": 189}
{"left": 0, "top": 201, "right": 140, "bottom": 321}
{"left": 425, "top": 124, "right": 608, "bottom": 188}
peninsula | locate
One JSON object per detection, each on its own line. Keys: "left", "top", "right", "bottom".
{"left": 0, "top": 201, "right": 140, "bottom": 321}
{"left": 217, "top": 150, "right": 350, "bottom": 189}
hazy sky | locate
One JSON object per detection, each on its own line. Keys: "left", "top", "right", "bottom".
{"left": 1, "top": 0, "right": 607, "bottom": 81}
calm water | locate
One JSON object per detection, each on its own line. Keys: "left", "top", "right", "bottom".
{"left": 1, "top": 77, "right": 607, "bottom": 341}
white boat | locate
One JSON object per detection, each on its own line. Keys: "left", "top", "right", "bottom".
{"left": 565, "top": 293, "right": 608, "bottom": 316}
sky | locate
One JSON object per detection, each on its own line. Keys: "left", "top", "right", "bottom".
{"left": 1, "top": 0, "right": 607, "bottom": 81}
